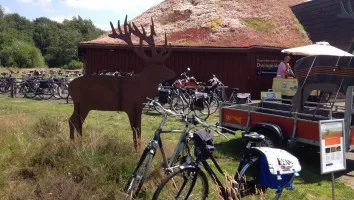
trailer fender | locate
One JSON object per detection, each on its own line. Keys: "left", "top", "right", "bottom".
{"left": 248, "top": 123, "right": 285, "bottom": 147}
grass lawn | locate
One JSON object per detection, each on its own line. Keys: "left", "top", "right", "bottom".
{"left": 0, "top": 97, "right": 352, "bottom": 199}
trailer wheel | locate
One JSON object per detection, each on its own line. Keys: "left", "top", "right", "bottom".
{"left": 255, "top": 129, "right": 280, "bottom": 148}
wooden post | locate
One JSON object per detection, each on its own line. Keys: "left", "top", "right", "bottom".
{"left": 10, "top": 78, "right": 15, "bottom": 98}
{"left": 221, "top": 86, "right": 226, "bottom": 101}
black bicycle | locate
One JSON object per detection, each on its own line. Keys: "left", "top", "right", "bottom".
{"left": 153, "top": 125, "right": 301, "bottom": 200}
{"left": 126, "top": 98, "right": 190, "bottom": 197}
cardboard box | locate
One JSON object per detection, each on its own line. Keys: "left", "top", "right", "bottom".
{"left": 272, "top": 78, "right": 318, "bottom": 96}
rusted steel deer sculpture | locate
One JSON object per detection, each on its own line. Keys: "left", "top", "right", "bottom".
{"left": 68, "top": 16, "right": 175, "bottom": 149}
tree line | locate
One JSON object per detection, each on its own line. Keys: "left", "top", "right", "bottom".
{"left": 0, "top": 5, "right": 103, "bottom": 69}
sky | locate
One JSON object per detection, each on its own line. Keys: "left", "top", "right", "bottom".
{"left": 0, "top": 0, "right": 164, "bottom": 30}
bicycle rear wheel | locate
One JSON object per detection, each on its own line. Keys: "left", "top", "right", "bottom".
{"left": 15, "top": 85, "right": 27, "bottom": 98}
{"left": 193, "top": 100, "right": 210, "bottom": 120}
{"left": 39, "top": 87, "right": 54, "bottom": 100}
{"left": 59, "top": 84, "right": 70, "bottom": 99}
{"left": 170, "top": 95, "right": 185, "bottom": 113}
{"left": 126, "top": 149, "right": 155, "bottom": 197}
{"left": 153, "top": 167, "right": 208, "bottom": 200}
{"left": 235, "top": 159, "right": 267, "bottom": 198}
{"left": 208, "top": 94, "right": 220, "bottom": 115}
{"left": 52, "top": 84, "right": 62, "bottom": 99}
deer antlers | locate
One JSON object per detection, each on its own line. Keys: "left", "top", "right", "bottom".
{"left": 109, "top": 15, "right": 172, "bottom": 63}
{"left": 338, "top": 0, "right": 354, "bottom": 20}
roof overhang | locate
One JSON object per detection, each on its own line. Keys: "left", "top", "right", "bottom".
{"left": 78, "top": 42, "right": 284, "bottom": 56}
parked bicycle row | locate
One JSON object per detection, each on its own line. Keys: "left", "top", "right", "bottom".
{"left": 0, "top": 75, "right": 70, "bottom": 100}
{"left": 130, "top": 98, "right": 302, "bottom": 199}
{"left": 144, "top": 68, "right": 252, "bottom": 119}
{"left": 0, "top": 69, "right": 136, "bottom": 101}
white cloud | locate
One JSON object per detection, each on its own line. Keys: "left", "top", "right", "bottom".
{"left": 94, "top": 23, "right": 111, "bottom": 31}
{"left": 19, "top": 0, "right": 52, "bottom": 7}
{"left": 3, "top": 6, "right": 13, "bottom": 14}
{"left": 62, "top": 0, "right": 163, "bottom": 12}
{"left": 50, "top": 15, "right": 77, "bottom": 23}
{"left": 20, "top": 0, "right": 33, "bottom": 3}
{"left": 33, "top": 0, "right": 52, "bottom": 6}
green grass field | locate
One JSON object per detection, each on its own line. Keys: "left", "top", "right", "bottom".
{"left": 0, "top": 97, "right": 352, "bottom": 199}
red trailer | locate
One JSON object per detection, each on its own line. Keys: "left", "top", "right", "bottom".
{"left": 220, "top": 87, "right": 354, "bottom": 152}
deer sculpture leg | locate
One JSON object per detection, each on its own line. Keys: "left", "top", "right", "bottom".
{"left": 127, "top": 106, "right": 142, "bottom": 151}
{"left": 69, "top": 102, "right": 89, "bottom": 146}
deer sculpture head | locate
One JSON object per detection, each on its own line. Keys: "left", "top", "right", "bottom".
{"left": 68, "top": 16, "right": 175, "bottom": 150}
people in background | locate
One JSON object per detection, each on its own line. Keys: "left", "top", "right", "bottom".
{"left": 276, "top": 55, "right": 295, "bottom": 78}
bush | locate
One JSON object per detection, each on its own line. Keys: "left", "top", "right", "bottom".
{"left": 63, "top": 60, "right": 83, "bottom": 69}
{"left": 32, "top": 116, "right": 61, "bottom": 138}
{"left": 1, "top": 40, "right": 46, "bottom": 68}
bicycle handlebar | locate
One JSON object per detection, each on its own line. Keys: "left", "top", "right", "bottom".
{"left": 189, "top": 115, "right": 235, "bottom": 140}
{"left": 146, "top": 97, "right": 183, "bottom": 117}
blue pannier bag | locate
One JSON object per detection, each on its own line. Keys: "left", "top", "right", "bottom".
{"left": 254, "top": 147, "right": 301, "bottom": 193}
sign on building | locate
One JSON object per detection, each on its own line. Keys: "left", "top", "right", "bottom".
{"left": 256, "top": 58, "right": 281, "bottom": 75}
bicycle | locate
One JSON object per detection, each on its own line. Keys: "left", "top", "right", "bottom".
{"left": 153, "top": 124, "right": 301, "bottom": 200}
{"left": 227, "top": 88, "right": 252, "bottom": 104}
{"left": 126, "top": 98, "right": 190, "bottom": 197}
{"left": 17, "top": 76, "right": 57, "bottom": 100}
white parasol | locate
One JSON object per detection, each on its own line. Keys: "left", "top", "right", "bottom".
{"left": 281, "top": 42, "right": 353, "bottom": 57}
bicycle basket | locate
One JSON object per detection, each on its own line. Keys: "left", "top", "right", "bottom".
{"left": 236, "top": 93, "right": 251, "bottom": 104}
{"left": 194, "top": 129, "right": 215, "bottom": 160}
{"left": 254, "top": 147, "right": 301, "bottom": 191}
{"left": 158, "top": 89, "right": 170, "bottom": 104}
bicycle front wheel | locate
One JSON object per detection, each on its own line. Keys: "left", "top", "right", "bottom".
{"left": 126, "top": 150, "right": 154, "bottom": 197}
{"left": 153, "top": 167, "right": 208, "bottom": 200}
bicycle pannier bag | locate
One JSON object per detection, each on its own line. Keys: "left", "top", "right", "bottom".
{"left": 194, "top": 129, "right": 215, "bottom": 160}
{"left": 158, "top": 89, "right": 170, "bottom": 104}
{"left": 39, "top": 80, "right": 49, "bottom": 88}
{"left": 194, "top": 92, "right": 207, "bottom": 109}
{"left": 254, "top": 147, "right": 301, "bottom": 192}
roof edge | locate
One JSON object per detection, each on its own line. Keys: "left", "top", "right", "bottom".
{"left": 77, "top": 43, "right": 285, "bottom": 53}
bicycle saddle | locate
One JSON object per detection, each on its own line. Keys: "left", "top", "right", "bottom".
{"left": 243, "top": 132, "right": 265, "bottom": 142}
{"left": 231, "top": 88, "right": 239, "bottom": 91}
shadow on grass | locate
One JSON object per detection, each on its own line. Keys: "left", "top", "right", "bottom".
{"left": 216, "top": 140, "right": 354, "bottom": 185}
{"left": 288, "top": 147, "right": 354, "bottom": 184}
{"left": 144, "top": 112, "right": 162, "bottom": 117}
{"left": 214, "top": 138, "right": 246, "bottom": 161}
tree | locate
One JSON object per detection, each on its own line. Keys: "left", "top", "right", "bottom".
{"left": 0, "top": 9, "right": 104, "bottom": 68}
{"left": 45, "top": 28, "right": 82, "bottom": 67}
{"left": 32, "top": 17, "right": 60, "bottom": 55}
{"left": 0, "top": 5, "right": 4, "bottom": 19}
{"left": 62, "top": 15, "right": 103, "bottom": 41}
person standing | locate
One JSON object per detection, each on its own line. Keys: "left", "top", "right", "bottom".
{"left": 276, "top": 56, "right": 295, "bottom": 78}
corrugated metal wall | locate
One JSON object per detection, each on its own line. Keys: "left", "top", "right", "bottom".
{"left": 82, "top": 47, "right": 287, "bottom": 98}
